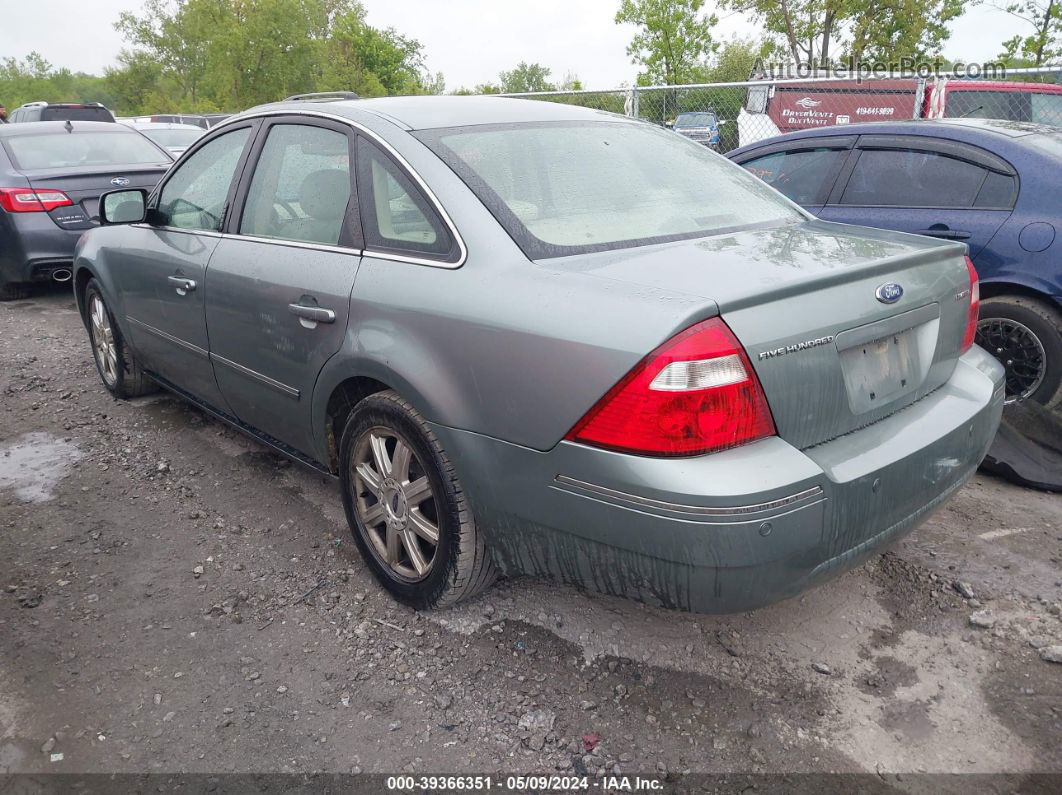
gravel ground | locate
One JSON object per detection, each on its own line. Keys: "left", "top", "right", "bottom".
{"left": 1, "top": 288, "right": 1061, "bottom": 780}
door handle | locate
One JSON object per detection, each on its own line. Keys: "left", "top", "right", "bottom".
{"left": 288, "top": 303, "right": 336, "bottom": 324}
{"left": 167, "top": 276, "right": 197, "bottom": 295}
{"left": 914, "top": 228, "right": 971, "bottom": 240}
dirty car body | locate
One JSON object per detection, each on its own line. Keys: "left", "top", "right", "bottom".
{"left": 74, "top": 97, "right": 1005, "bottom": 612}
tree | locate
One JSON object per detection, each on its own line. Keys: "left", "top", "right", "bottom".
{"left": 721, "top": 0, "right": 966, "bottom": 68}
{"left": 615, "top": 0, "right": 718, "bottom": 85}
{"left": 499, "top": 62, "right": 555, "bottom": 93}
{"left": 995, "top": 0, "right": 1062, "bottom": 65}
{"left": 109, "top": 0, "right": 439, "bottom": 113}
{"left": 847, "top": 0, "right": 964, "bottom": 64}
{"left": 704, "top": 37, "right": 776, "bottom": 83}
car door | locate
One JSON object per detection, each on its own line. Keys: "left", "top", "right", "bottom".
{"left": 817, "top": 135, "right": 1017, "bottom": 257}
{"left": 204, "top": 117, "right": 362, "bottom": 457}
{"left": 732, "top": 136, "right": 855, "bottom": 213}
{"left": 115, "top": 121, "right": 258, "bottom": 409}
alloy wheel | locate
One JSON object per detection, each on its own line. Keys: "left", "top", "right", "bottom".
{"left": 89, "top": 293, "right": 119, "bottom": 386}
{"left": 976, "top": 317, "right": 1046, "bottom": 403}
{"left": 351, "top": 427, "right": 440, "bottom": 581}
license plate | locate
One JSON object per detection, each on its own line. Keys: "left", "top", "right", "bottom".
{"left": 840, "top": 328, "right": 920, "bottom": 413}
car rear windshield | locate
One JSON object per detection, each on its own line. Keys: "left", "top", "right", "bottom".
{"left": 142, "top": 128, "right": 204, "bottom": 148}
{"left": 418, "top": 121, "right": 801, "bottom": 259}
{"left": 945, "top": 90, "right": 1062, "bottom": 127}
{"left": 40, "top": 106, "right": 114, "bottom": 122}
{"left": 676, "top": 112, "right": 717, "bottom": 127}
{"left": 4, "top": 131, "right": 168, "bottom": 170}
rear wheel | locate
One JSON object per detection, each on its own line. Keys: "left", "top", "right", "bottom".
{"left": 84, "top": 279, "right": 158, "bottom": 399}
{"left": 976, "top": 295, "right": 1062, "bottom": 407}
{"left": 339, "top": 390, "right": 496, "bottom": 609}
{"left": 0, "top": 280, "right": 30, "bottom": 301}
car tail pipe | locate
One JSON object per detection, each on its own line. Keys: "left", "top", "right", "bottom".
{"left": 52, "top": 268, "right": 72, "bottom": 283}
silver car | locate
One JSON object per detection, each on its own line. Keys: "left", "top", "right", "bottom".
{"left": 74, "top": 96, "right": 1005, "bottom": 612}
{"left": 122, "top": 121, "right": 206, "bottom": 157}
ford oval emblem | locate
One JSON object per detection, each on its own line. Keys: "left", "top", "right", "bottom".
{"left": 110, "top": 176, "right": 130, "bottom": 187}
{"left": 875, "top": 282, "right": 904, "bottom": 304}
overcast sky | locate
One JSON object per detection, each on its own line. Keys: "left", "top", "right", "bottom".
{"left": 0, "top": 0, "right": 1036, "bottom": 91}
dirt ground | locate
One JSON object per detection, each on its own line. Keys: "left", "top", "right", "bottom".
{"left": 1, "top": 288, "right": 1060, "bottom": 782}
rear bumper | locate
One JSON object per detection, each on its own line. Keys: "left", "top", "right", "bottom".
{"left": 0, "top": 211, "right": 82, "bottom": 282}
{"left": 433, "top": 346, "right": 1005, "bottom": 613}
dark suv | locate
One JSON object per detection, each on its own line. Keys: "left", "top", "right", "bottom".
{"left": 9, "top": 102, "right": 116, "bottom": 124}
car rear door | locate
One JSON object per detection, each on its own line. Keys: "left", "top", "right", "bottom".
{"left": 204, "top": 116, "right": 361, "bottom": 457}
{"left": 732, "top": 135, "right": 855, "bottom": 212}
{"left": 115, "top": 121, "right": 258, "bottom": 408}
{"left": 817, "top": 135, "right": 1017, "bottom": 257}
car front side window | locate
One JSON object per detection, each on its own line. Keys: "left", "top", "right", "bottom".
{"left": 157, "top": 127, "right": 250, "bottom": 231}
{"left": 239, "top": 123, "right": 353, "bottom": 247}
{"left": 741, "top": 147, "right": 847, "bottom": 206}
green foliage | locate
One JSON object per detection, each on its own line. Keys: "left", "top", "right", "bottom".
{"left": 0, "top": 0, "right": 442, "bottom": 116}
{"left": 720, "top": 0, "right": 967, "bottom": 67}
{"left": 0, "top": 53, "right": 117, "bottom": 111}
{"left": 615, "top": 0, "right": 718, "bottom": 85}
{"left": 499, "top": 62, "right": 555, "bottom": 93}
{"left": 995, "top": 0, "right": 1062, "bottom": 66}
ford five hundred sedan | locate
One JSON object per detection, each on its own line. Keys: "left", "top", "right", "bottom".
{"left": 74, "top": 96, "right": 1005, "bottom": 612}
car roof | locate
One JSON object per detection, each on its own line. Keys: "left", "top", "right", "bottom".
{"left": 125, "top": 121, "right": 204, "bottom": 130}
{"left": 238, "top": 95, "right": 629, "bottom": 130}
{"left": 0, "top": 120, "right": 136, "bottom": 138}
{"left": 728, "top": 117, "right": 1062, "bottom": 158}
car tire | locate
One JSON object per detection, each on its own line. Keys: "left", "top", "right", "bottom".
{"left": 977, "top": 294, "right": 1062, "bottom": 408}
{"left": 0, "top": 280, "right": 30, "bottom": 301}
{"left": 339, "top": 390, "right": 497, "bottom": 609}
{"left": 84, "top": 279, "right": 158, "bottom": 399}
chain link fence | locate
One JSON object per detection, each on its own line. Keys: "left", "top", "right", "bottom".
{"left": 499, "top": 67, "right": 1062, "bottom": 154}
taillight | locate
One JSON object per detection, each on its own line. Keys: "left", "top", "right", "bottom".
{"left": 0, "top": 187, "right": 74, "bottom": 213}
{"left": 566, "top": 317, "right": 776, "bottom": 457}
{"left": 960, "top": 256, "right": 980, "bottom": 353}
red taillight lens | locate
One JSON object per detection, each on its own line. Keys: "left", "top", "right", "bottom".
{"left": 960, "top": 256, "right": 980, "bottom": 353}
{"left": 0, "top": 187, "right": 74, "bottom": 213}
{"left": 566, "top": 317, "right": 776, "bottom": 457}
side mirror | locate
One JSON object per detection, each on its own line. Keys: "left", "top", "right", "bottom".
{"left": 100, "top": 188, "right": 148, "bottom": 225}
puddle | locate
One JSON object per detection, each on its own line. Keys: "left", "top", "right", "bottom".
{"left": 0, "top": 433, "right": 83, "bottom": 503}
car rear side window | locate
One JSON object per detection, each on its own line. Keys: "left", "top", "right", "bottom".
{"left": 740, "top": 148, "right": 846, "bottom": 206}
{"left": 355, "top": 137, "right": 455, "bottom": 261}
{"left": 4, "top": 131, "right": 167, "bottom": 170}
{"left": 240, "top": 124, "right": 353, "bottom": 247}
{"left": 157, "top": 127, "right": 250, "bottom": 232}
{"left": 839, "top": 149, "right": 987, "bottom": 208}
{"left": 974, "top": 171, "right": 1018, "bottom": 208}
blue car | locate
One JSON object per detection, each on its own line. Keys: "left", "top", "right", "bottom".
{"left": 729, "top": 118, "right": 1062, "bottom": 406}
{"left": 672, "top": 110, "right": 721, "bottom": 148}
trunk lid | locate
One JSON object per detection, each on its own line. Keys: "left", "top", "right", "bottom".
{"left": 568, "top": 220, "right": 972, "bottom": 449}
{"left": 23, "top": 165, "right": 168, "bottom": 230}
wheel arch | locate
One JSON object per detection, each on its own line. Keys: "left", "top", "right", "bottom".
{"left": 979, "top": 278, "right": 1060, "bottom": 309}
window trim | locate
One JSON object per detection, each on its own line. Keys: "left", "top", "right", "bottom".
{"left": 147, "top": 120, "right": 260, "bottom": 234}
{"left": 354, "top": 134, "right": 459, "bottom": 265}
{"left": 226, "top": 115, "right": 362, "bottom": 251}
{"left": 206, "top": 109, "right": 467, "bottom": 269}
{"left": 827, "top": 135, "right": 1020, "bottom": 210}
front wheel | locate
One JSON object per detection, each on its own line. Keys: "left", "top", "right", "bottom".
{"left": 976, "top": 295, "right": 1062, "bottom": 407}
{"left": 338, "top": 390, "right": 496, "bottom": 609}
